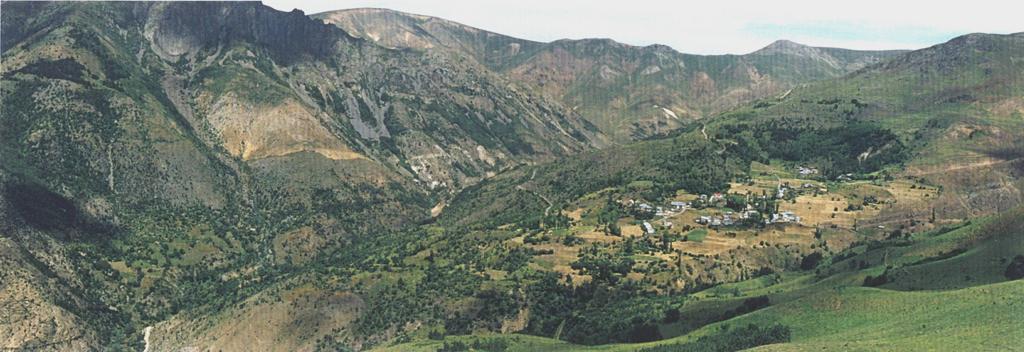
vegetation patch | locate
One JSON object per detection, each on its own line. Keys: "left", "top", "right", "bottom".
{"left": 637, "top": 323, "right": 791, "bottom": 352}
{"left": 684, "top": 228, "right": 708, "bottom": 243}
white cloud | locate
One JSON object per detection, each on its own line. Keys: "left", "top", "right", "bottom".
{"left": 264, "top": 0, "right": 1024, "bottom": 54}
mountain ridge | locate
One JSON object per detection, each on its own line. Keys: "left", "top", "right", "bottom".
{"left": 2, "top": 1, "right": 1023, "bottom": 351}
{"left": 314, "top": 8, "right": 909, "bottom": 141}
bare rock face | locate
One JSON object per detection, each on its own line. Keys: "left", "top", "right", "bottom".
{"left": 204, "top": 93, "right": 364, "bottom": 161}
{"left": 140, "top": 2, "right": 606, "bottom": 192}
{"left": 144, "top": 2, "right": 342, "bottom": 64}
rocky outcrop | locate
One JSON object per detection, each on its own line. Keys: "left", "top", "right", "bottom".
{"left": 144, "top": 2, "right": 345, "bottom": 64}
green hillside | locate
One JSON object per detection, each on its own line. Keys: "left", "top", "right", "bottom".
{"left": 383, "top": 207, "right": 1024, "bottom": 351}
{"left": 707, "top": 32, "right": 1024, "bottom": 219}
{"left": 385, "top": 280, "right": 1023, "bottom": 352}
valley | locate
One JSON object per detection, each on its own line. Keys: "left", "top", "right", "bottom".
{"left": 1, "top": 1, "right": 1023, "bottom": 351}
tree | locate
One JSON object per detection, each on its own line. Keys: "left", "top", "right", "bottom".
{"left": 662, "top": 307, "right": 681, "bottom": 323}
{"left": 1005, "top": 255, "right": 1024, "bottom": 280}
{"left": 608, "top": 222, "right": 622, "bottom": 236}
{"left": 800, "top": 252, "right": 824, "bottom": 270}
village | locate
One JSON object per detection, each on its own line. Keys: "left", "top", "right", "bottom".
{"left": 503, "top": 161, "right": 941, "bottom": 289}
{"left": 624, "top": 179, "right": 809, "bottom": 237}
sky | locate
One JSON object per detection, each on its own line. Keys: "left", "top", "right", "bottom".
{"left": 264, "top": 0, "right": 1023, "bottom": 55}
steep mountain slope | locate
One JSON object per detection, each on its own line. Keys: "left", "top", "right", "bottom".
{"left": 1, "top": 1, "right": 1021, "bottom": 351}
{"left": 312, "top": 7, "right": 546, "bottom": 61}
{"left": 0, "top": 172, "right": 116, "bottom": 351}
{"left": 0, "top": 1, "right": 604, "bottom": 349}
{"left": 315, "top": 8, "right": 906, "bottom": 141}
{"left": 1, "top": 1, "right": 607, "bottom": 197}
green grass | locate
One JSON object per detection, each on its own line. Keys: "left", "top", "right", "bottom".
{"left": 685, "top": 228, "right": 708, "bottom": 243}
{"left": 382, "top": 279, "right": 1024, "bottom": 351}
{"left": 374, "top": 334, "right": 578, "bottom": 352}
{"left": 383, "top": 207, "right": 1024, "bottom": 351}
{"left": 627, "top": 180, "right": 655, "bottom": 190}
{"left": 720, "top": 281, "right": 1024, "bottom": 351}
{"left": 380, "top": 279, "right": 1024, "bottom": 352}
{"left": 878, "top": 207, "right": 1024, "bottom": 291}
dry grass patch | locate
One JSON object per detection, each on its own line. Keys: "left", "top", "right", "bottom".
{"left": 779, "top": 195, "right": 860, "bottom": 228}
{"left": 620, "top": 223, "right": 644, "bottom": 237}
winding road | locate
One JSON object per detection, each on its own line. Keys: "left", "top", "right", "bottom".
{"left": 517, "top": 184, "right": 554, "bottom": 216}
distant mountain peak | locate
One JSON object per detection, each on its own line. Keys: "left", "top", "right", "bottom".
{"left": 317, "top": 7, "right": 459, "bottom": 27}
{"left": 752, "top": 39, "right": 816, "bottom": 55}
{"left": 767, "top": 39, "right": 806, "bottom": 48}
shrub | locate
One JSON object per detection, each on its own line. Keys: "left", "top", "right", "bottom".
{"left": 800, "top": 252, "right": 824, "bottom": 270}
{"left": 863, "top": 271, "right": 890, "bottom": 287}
{"left": 438, "top": 340, "right": 468, "bottom": 352}
{"left": 662, "top": 307, "right": 681, "bottom": 323}
{"left": 720, "top": 296, "right": 771, "bottom": 320}
{"left": 1005, "top": 255, "right": 1024, "bottom": 280}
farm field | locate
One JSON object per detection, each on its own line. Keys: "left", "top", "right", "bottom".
{"left": 385, "top": 207, "right": 1024, "bottom": 351}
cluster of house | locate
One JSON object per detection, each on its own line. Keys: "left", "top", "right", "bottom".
{"left": 695, "top": 214, "right": 736, "bottom": 227}
{"left": 798, "top": 166, "right": 819, "bottom": 176}
{"left": 770, "top": 211, "right": 801, "bottom": 223}
{"left": 694, "top": 208, "right": 801, "bottom": 227}
{"left": 777, "top": 182, "right": 828, "bottom": 199}
{"left": 635, "top": 199, "right": 695, "bottom": 216}
{"left": 798, "top": 165, "right": 858, "bottom": 182}
{"left": 627, "top": 188, "right": 804, "bottom": 232}
{"left": 629, "top": 193, "right": 730, "bottom": 216}
{"left": 694, "top": 209, "right": 759, "bottom": 227}
{"left": 641, "top": 220, "right": 675, "bottom": 235}
{"left": 698, "top": 193, "right": 726, "bottom": 205}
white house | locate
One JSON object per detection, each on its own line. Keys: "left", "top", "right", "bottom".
{"left": 643, "top": 221, "right": 656, "bottom": 234}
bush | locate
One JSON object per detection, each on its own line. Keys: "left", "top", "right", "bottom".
{"left": 720, "top": 296, "right": 770, "bottom": 320}
{"left": 662, "top": 307, "right": 681, "bottom": 323}
{"left": 438, "top": 340, "right": 468, "bottom": 352}
{"left": 800, "top": 252, "right": 824, "bottom": 270}
{"left": 628, "top": 321, "right": 664, "bottom": 343}
{"left": 471, "top": 338, "right": 509, "bottom": 351}
{"left": 863, "top": 271, "right": 890, "bottom": 287}
{"left": 1005, "top": 255, "right": 1024, "bottom": 280}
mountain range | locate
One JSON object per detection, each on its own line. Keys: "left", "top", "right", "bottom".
{"left": 315, "top": 8, "right": 906, "bottom": 141}
{"left": 1, "top": 1, "right": 1022, "bottom": 351}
